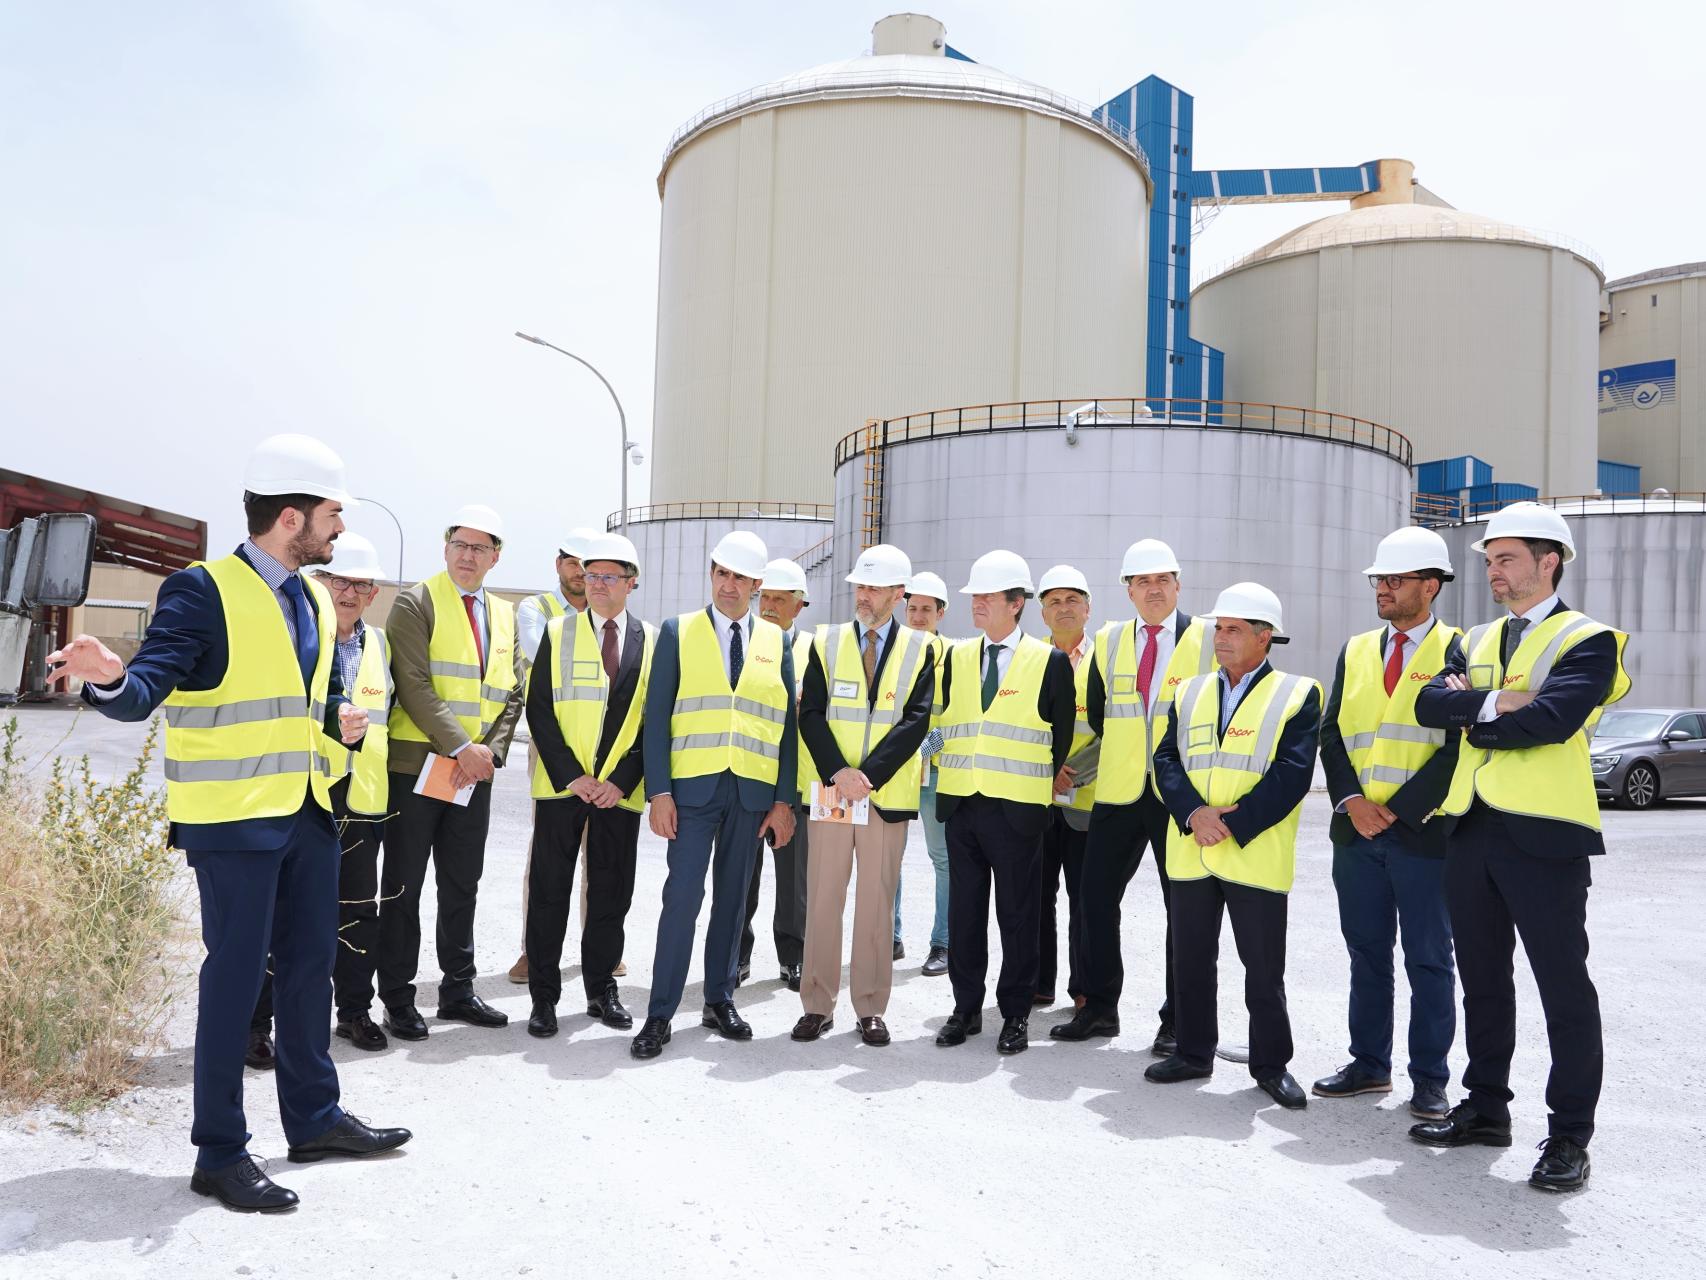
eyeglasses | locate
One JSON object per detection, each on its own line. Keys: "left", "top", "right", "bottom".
{"left": 1368, "top": 574, "right": 1429, "bottom": 589}
{"left": 324, "top": 575, "right": 376, "bottom": 597}
{"left": 448, "top": 539, "right": 497, "bottom": 557}
{"left": 584, "top": 572, "right": 633, "bottom": 587}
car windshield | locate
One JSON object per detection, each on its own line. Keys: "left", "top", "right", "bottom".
{"left": 1594, "top": 712, "right": 1668, "bottom": 740}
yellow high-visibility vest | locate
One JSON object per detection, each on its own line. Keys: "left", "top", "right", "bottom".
{"left": 530, "top": 591, "right": 566, "bottom": 622}
{"left": 1058, "top": 645, "right": 1100, "bottom": 813}
{"left": 1093, "top": 616, "right": 1215, "bottom": 806}
{"left": 1335, "top": 621, "right": 1457, "bottom": 806}
{"left": 936, "top": 633, "right": 1054, "bottom": 807}
{"left": 1440, "top": 611, "right": 1630, "bottom": 829}
{"left": 668, "top": 609, "right": 790, "bottom": 788}
{"left": 1165, "top": 668, "right": 1319, "bottom": 893}
{"left": 530, "top": 611, "right": 656, "bottom": 812}
{"left": 389, "top": 572, "right": 518, "bottom": 750}
{"left": 791, "top": 628, "right": 815, "bottom": 802}
{"left": 162, "top": 555, "right": 336, "bottom": 824}
{"left": 810, "top": 620, "right": 930, "bottom": 811}
{"left": 321, "top": 624, "right": 392, "bottom": 816}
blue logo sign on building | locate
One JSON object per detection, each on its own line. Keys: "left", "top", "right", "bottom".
{"left": 1599, "top": 359, "right": 1677, "bottom": 414}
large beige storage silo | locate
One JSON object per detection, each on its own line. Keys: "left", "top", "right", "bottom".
{"left": 1191, "top": 183, "right": 1603, "bottom": 496}
{"left": 1598, "top": 263, "right": 1705, "bottom": 493}
{"left": 647, "top": 14, "right": 1152, "bottom": 508}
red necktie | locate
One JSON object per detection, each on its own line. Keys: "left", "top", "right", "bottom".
{"left": 1136, "top": 624, "right": 1162, "bottom": 709}
{"left": 1384, "top": 631, "right": 1407, "bottom": 697}
{"left": 601, "top": 618, "right": 619, "bottom": 681}
{"left": 462, "top": 593, "right": 485, "bottom": 671}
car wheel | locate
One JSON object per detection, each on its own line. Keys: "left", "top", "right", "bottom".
{"left": 1619, "top": 762, "right": 1660, "bottom": 810}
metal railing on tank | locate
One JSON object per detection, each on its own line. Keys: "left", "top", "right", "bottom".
{"left": 833, "top": 398, "right": 1413, "bottom": 470}
{"left": 605, "top": 500, "right": 833, "bottom": 531}
{"left": 1412, "top": 489, "right": 1706, "bottom": 528}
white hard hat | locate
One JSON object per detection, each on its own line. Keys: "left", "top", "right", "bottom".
{"left": 1037, "top": 564, "right": 1091, "bottom": 598}
{"left": 846, "top": 543, "right": 912, "bottom": 588}
{"left": 323, "top": 532, "right": 383, "bottom": 580}
{"left": 1363, "top": 526, "right": 1455, "bottom": 579}
{"left": 960, "top": 549, "right": 1034, "bottom": 596}
{"left": 580, "top": 531, "right": 641, "bottom": 576}
{"left": 905, "top": 571, "right": 949, "bottom": 608}
{"left": 762, "top": 558, "right": 810, "bottom": 601}
{"left": 243, "top": 434, "right": 353, "bottom": 505}
{"left": 1120, "top": 538, "right": 1181, "bottom": 580}
{"left": 449, "top": 503, "right": 504, "bottom": 542}
{"left": 710, "top": 529, "right": 769, "bottom": 579}
{"left": 1471, "top": 501, "right": 1576, "bottom": 563}
{"left": 559, "top": 527, "right": 598, "bottom": 558}
{"left": 1209, "top": 581, "right": 1286, "bottom": 637}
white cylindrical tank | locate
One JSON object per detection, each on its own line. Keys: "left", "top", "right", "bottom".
{"left": 621, "top": 511, "right": 831, "bottom": 626}
{"left": 1192, "top": 200, "right": 1604, "bottom": 497}
{"left": 831, "top": 406, "right": 1414, "bottom": 687}
{"left": 650, "top": 14, "right": 1151, "bottom": 508}
{"left": 1598, "top": 262, "right": 1705, "bottom": 493}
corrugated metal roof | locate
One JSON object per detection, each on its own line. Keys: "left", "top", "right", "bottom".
{"left": 1605, "top": 262, "right": 1706, "bottom": 291}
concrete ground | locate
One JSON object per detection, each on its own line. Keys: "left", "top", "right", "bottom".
{"left": 1, "top": 700, "right": 1702, "bottom": 1278}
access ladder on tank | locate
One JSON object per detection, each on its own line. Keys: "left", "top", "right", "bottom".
{"left": 860, "top": 419, "right": 884, "bottom": 550}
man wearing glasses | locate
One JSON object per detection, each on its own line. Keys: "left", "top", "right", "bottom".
{"left": 378, "top": 505, "right": 524, "bottom": 1041}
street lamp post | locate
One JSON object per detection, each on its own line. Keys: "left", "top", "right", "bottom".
{"left": 355, "top": 495, "right": 406, "bottom": 582}
{"left": 514, "top": 331, "right": 635, "bottom": 536}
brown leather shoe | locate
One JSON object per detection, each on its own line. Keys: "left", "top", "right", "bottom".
{"left": 507, "top": 954, "right": 528, "bottom": 984}
{"left": 791, "top": 1013, "right": 833, "bottom": 1042}
{"left": 858, "top": 1016, "right": 891, "bottom": 1046}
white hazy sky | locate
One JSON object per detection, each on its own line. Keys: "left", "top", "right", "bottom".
{"left": 4, "top": 1, "right": 1699, "bottom": 586}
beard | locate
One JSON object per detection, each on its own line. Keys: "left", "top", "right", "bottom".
{"left": 290, "top": 520, "right": 336, "bottom": 568}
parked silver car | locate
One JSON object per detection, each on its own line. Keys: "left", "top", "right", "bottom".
{"left": 1591, "top": 708, "right": 1706, "bottom": 809}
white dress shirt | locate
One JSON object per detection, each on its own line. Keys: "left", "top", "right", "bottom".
{"left": 980, "top": 629, "right": 1021, "bottom": 683}
{"left": 713, "top": 608, "right": 754, "bottom": 684}
{"left": 1384, "top": 613, "right": 1437, "bottom": 665}
{"left": 1137, "top": 612, "right": 1182, "bottom": 706}
{"left": 517, "top": 587, "right": 573, "bottom": 665}
{"left": 1477, "top": 593, "right": 1559, "bottom": 722}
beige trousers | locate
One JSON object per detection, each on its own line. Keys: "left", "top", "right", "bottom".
{"left": 801, "top": 816, "right": 908, "bottom": 1018}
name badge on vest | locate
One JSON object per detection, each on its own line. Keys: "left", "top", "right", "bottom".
{"left": 573, "top": 660, "right": 602, "bottom": 682}
{"left": 1468, "top": 664, "right": 1495, "bottom": 691}
{"left": 1186, "top": 723, "right": 1215, "bottom": 750}
{"left": 832, "top": 680, "right": 859, "bottom": 700}
{"left": 1110, "top": 675, "right": 1136, "bottom": 695}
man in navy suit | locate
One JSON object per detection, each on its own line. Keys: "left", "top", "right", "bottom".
{"left": 630, "top": 530, "right": 798, "bottom": 1058}
{"left": 49, "top": 435, "right": 410, "bottom": 1213}
{"left": 1412, "top": 502, "right": 1628, "bottom": 1193}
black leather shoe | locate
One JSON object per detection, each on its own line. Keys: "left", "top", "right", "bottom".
{"left": 935, "top": 1011, "right": 982, "bottom": 1046}
{"left": 792, "top": 1013, "right": 834, "bottom": 1041}
{"left": 436, "top": 994, "right": 508, "bottom": 1028}
{"left": 1312, "top": 1062, "right": 1393, "bottom": 1099}
{"left": 702, "top": 1000, "right": 753, "bottom": 1040}
{"left": 383, "top": 1005, "right": 428, "bottom": 1041}
{"left": 586, "top": 983, "right": 633, "bottom": 1030}
{"left": 334, "top": 1012, "right": 388, "bottom": 1052}
{"left": 1049, "top": 1008, "right": 1120, "bottom": 1041}
{"left": 1258, "top": 1072, "right": 1308, "bottom": 1110}
{"left": 1409, "top": 1082, "right": 1449, "bottom": 1120}
{"left": 1529, "top": 1136, "right": 1591, "bottom": 1192}
{"left": 245, "top": 1028, "right": 275, "bottom": 1070}
{"left": 737, "top": 961, "right": 752, "bottom": 986}
{"left": 1145, "top": 1054, "right": 1213, "bottom": 1084}
{"left": 893, "top": 939, "right": 905, "bottom": 961}
{"left": 922, "top": 946, "right": 949, "bottom": 977}
{"left": 287, "top": 1113, "right": 412, "bottom": 1163}
{"left": 783, "top": 963, "right": 802, "bottom": 993}
{"left": 527, "top": 1000, "right": 558, "bottom": 1038}
{"left": 631, "top": 1017, "right": 671, "bottom": 1058}
{"left": 859, "top": 1016, "right": 891, "bottom": 1046}
{"left": 1409, "top": 1102, "right": 1513, "bottom": 1148}
{"left": 1151, "top": 1024, "right": 1177, "bottom": 1058}
{"left": 997, "top": 1016, "right": 1029, "bottom": 1055}
{"left": 190, "top": 1155, "right": 298, "bottom": 1212}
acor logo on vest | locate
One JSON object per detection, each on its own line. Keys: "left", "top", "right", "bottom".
{"left": 361, "top": 685, "right": 384, "bottom": 697}
{"left": 1225, "top": 726, "right": 1255, "bottom": 738}
{"left": 884, "top": 691, "right": 896, "bottom": 701}
{"left": 1407, "top": 671, "right": 1434, "bottom": 682}
{"left": 997, "top": 687, "right": 1019, "bottom": 697}
{"left": 1502, "top": 674, "right": 1524, "bottom": 688}
{"left": 752, "top": 654, "right": 774, "bottom": 663}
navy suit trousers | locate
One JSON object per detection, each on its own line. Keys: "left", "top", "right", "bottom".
{"left": 187, "top": 803, "right": 342, "bottom": 1169}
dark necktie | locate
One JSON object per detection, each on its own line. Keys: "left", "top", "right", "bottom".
{"left": 280, "top": 575, "right": 317, "bottom": 687}
{"left": 1384, "top": 632, "right": 1407, "bottom": 697}
{"left": 601, "top": 618, "right": 619, "bottom": 682}
{"left": 1501, "top": 617, "right": 1529, "bottom": 668}
{"left": 1136, "top": 623, "right": 1162, "bottom": 709}
{"left": 462, "top": 593, "right": 485, "bottom": 671}
{"left": 863, "top": 628, "right": 879, "bottom": 692}
{"left": 729, "top": 620, "right": 744, "bottom": 686}
{"left": 981, "top": 643, "right": 1002, "bottom": 712}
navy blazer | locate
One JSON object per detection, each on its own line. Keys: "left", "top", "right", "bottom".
{"left": 1319, "top": 630, "right": 1464, "bottom": 856}
{"left": 1414, "top": 600, "right": 1619, "bottom": 858}
{"left": 642, "top": 608, "right": 799, "bottom": 814}
{"left": 1152, "top": 662, "right": 1322, "bottom": 847}
{"left": 82, "top": 547, "right": 352, "bottom": 852}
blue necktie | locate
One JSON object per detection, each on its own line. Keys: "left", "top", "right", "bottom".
{"left": 728, "top": 620, "right": 744, "bottom": 686}
{"left": 280, "top": 575, "right": 318, "bottom": 688}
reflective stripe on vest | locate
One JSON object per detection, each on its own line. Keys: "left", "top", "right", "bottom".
{"left": 935, "top": 633, "right": 1055, "bottom": 806}
{"left": 811, "top": 620, "right": 927, "bottom": 810}
{"left": 668, "top": 609, "right": 790, "bottom": 788}
{"left": 530, "top": 611, "right": 655, "bottom": 811}
{"left": 1092, "top": 616, "right": 1215, "bottom": 806}
{"left": 162, "top": 555, "right": 336, "bottom": 823}
{"left": 1164, "top": 669, "right": 1318, "bottom": 894}
{"left": 389, "top": 573, "right": 518, "bottom": 748}
{"left": 1058, "top": 649, "right": 1099, "bottom": 812}
{"left": 1336, "top": 622, "right": 1456, "bottom": 804}
{"left": 320, "top": 624, "right": 393, "bottom": 816}
{"left": 1441, "top": 610, "right": 1630, "bottom": 829}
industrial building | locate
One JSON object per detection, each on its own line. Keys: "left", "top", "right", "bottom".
{"left": 1598, "top": 262, "right": 1704, "bottom": 494}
